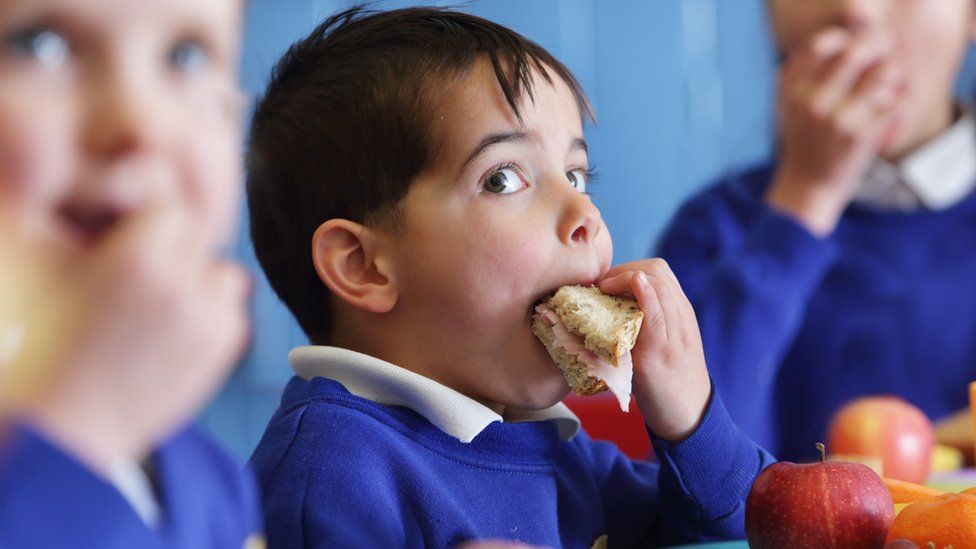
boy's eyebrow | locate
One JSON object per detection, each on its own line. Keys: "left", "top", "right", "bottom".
{"left": 462, "top": 133, "right": 588, "bottom": 168}
{"left": 572, "top": 137, "right": 588, "bottom": 154}
{"left": 463, "top": 131, "right": 528, "bottom": 167}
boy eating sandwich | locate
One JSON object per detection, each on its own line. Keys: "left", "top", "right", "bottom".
{"left": 247, "top": 7, "right": 775, "bottom": 548}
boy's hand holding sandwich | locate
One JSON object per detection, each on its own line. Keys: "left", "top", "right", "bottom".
{"left": 598, "top": 258, "right": 711, "bottom": 442}
{"left": 533, "top": 258, "right": 711, "bottom": 443}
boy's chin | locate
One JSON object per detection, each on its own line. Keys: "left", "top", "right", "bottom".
{"left": 509, "top": 372, "right": 572, "bottom": 411}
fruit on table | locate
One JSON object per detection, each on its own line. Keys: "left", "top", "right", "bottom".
{"left": 884, "top": 477, "right": 945, "bottom": 505}
{"left": 827, "top": 396, "right": 935, "bottom": 484}
{"left": 746, "top": 443, "right": 894, "bottom": 549}
{"left": 931, "top": 444, "right": 964, "bottom": 474}
{"left": 886, "top": 488, "right": 976, "bottom": 549}
{"left": 887, "top": 542, "right": 961, "bottom": 549}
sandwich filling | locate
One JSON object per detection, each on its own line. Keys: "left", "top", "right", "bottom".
{"left": 535, "top": 303, "right": 633, "bottom": 412}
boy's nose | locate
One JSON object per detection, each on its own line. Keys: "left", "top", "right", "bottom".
{"left": 557, "top": 185, "right": 601, "bottom": 248}
{"left": 81, "top": 68, "right": 166, "bottom": 160}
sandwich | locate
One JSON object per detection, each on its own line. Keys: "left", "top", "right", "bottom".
{"left": 532, "top": 285, "right": 644, "bottom": 412}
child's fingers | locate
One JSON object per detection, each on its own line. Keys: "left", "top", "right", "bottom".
{"left": 629, "top": 272, "right": 668, "bottom": 346}
{"left": 641, "top": 272, "right": 688, "bottom": 345}
{"left": 803, "top": 36, "right": 892, "bottom": 117}
{"left": 833, "top": 66, "right": 903, "bottom": 142}
{"left": 600, "top": 260, "right": 691, "bottom": 345}
{"left": 645, "top": 257, "right": 682, "bottom": 289}
{"left": 598, "top": 270, "right": 661, "bottom": 326}
{"left": 781, "top": 27, "right": 851, "bottom": 86}
{"left": 808, "top": 28, "right": 851, "bottom": 59}
{"left": 602, "top": 258, "right": 672, "bottom": 284}
{"left": 602, "top": 262, "right": 639, "bottom": 282}
{"left": 654, "top": 266, "right": 700, "bottom": 342}
{"left": 598, "top": 271, "right": 636, "bottom": 297}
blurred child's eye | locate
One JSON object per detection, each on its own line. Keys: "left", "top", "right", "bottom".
{"left": 168, "top": 41, "right": 210, "bottom": 74}
{"left": 482, "top": 167, "right": 526, "bottom": 195}
{"left": 566, "top": 168, "right": 588, "bottom": 193}
{"left": 4, "top": 27, "right": 69, "bottom": 67}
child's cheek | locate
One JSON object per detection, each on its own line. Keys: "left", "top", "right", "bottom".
{"left": 180, "top": 116, "right": 242, "bottom": 248}
{"left": 0, "top": 109, "right": 72, "bottom": 209}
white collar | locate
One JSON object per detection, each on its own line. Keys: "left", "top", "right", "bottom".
{"left": 857, "top": 112, "right": 976, "bottom": 211}
{"left": 288, "top": 346, "right": 580, "bottom": 443}
{"left": 107, "top": 460, "right": 160, "bottom": 528}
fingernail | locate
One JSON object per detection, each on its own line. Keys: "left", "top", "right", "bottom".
{"left": 636, "top": 272, "right": 650, "bottom": 289}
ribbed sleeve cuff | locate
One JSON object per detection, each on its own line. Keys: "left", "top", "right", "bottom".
{"left": 650, "top": 386, "right": 773, "bottom": 523}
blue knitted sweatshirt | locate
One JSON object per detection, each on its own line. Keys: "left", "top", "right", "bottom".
{"left": 0, "top": 423, "right": 262, "bottom": 548}
{"left": 250, "top": 373, "right": 774, "bottom": 548}
{"left": 656, "top": 162, "right": 976, "bottom": 461}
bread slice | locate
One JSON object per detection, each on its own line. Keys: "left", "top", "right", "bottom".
{"left": 532, "top": 285, "right": 643, "bottom": 402}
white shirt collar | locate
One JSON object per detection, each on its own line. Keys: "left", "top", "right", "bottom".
{"left": 107, "top": 460, "right": 160, "bottom": 528}
{"left": 856, "top": 112, "right": 976, "bottom": 211}
{"left": 289, "top": 345, "right": 580, "bottom": 443}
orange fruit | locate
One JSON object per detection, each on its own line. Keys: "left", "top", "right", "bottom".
{"left": 886, "top": 489, "right": 976, "bottom": 548}
{"left": 884, "top": 477, "right": 945, "bottom": 505}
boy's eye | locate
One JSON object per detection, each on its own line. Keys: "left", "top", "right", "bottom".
{"left": 567, "top": 168, "right": 588, "bottom": 193}
{"left": 4, "top": 27, "right": 69, "bottom": 67}
{"left": 168, "top": 40, "right": 210, "bottom": 74}
{"left": 482, "top": 167, "right": 526, "bottom": 195}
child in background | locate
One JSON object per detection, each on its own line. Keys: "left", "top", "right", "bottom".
{"left": 0, "top": 0, "right": 261, "bottom": 546}
{"left": 655, "top": 0, "right": 976, "bottom": 460}
{"left": 246, "top": 7, "right": 775, "bottom": 548}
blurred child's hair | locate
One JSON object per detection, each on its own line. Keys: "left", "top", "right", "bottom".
{"left": 246, "top": 5, "right": 592, "bottom": 343}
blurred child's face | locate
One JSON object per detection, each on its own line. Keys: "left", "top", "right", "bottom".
{"left": 0, "top": 0, "right": 242, "bottom": 262}
{"left": 386, "top": 62, "right": 612, "bottom": 412}
{"left": 768, "top": 0, "right": 975, "bottom": 156}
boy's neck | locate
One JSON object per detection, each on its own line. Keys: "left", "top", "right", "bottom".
{"left": 328, "top": 322, "right": 508, "bottom": 417}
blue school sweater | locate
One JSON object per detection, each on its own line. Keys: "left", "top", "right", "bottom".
{"left": 655, "top": 162, "right": 976, "bottom": 461}
{"left": 0, "top": 422, "right": 262, "bottom": 548}
{"left": 250, "top": 373, "right": 774, "bottom": 548}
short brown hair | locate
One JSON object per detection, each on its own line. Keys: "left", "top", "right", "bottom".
{"left": 246, "top": 5, "right": 593, "bottom": 343}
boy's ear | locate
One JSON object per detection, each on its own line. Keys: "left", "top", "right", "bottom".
{"left": 311, "top": 219, "right": 398, "bottom": 314}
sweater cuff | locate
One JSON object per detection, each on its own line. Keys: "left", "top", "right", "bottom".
{"left": 735, "top": 206, "right": 839, "bottom": 294}
{"left": 650, "top": 385, "right": 773, "bottom": 522}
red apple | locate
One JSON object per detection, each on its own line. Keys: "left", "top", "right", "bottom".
{"left": 827, "top": 396, "right": 934, "bottom": 484}
{"left": 746, "top": 444, "right": 894, "bottom": 549}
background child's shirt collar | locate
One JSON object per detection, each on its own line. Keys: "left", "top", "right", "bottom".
{"left": 856, "top": 110, "right": 976, "bottom": 212}
{"left": 288, "top": 345, "right": 580, "bottom": 443}
{"left": 106, "top": 459, "right": 160, "bottom": 528}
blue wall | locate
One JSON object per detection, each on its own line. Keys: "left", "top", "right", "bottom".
{"left": 201, "top": 0, "right": 973, "bottom": 460}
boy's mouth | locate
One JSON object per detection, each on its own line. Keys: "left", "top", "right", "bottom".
{"left": 57, "top": 202, "right": 125, "bottom": 248}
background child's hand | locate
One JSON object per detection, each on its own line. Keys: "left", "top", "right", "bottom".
{"left": 599, "top": 259, "right": 710, "bottom": 442}
{"left": 7, "top": 169, "right": 250, "bottom": 474}
{"left": 765, "top": 28, "right": 905, "bottom": 236}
